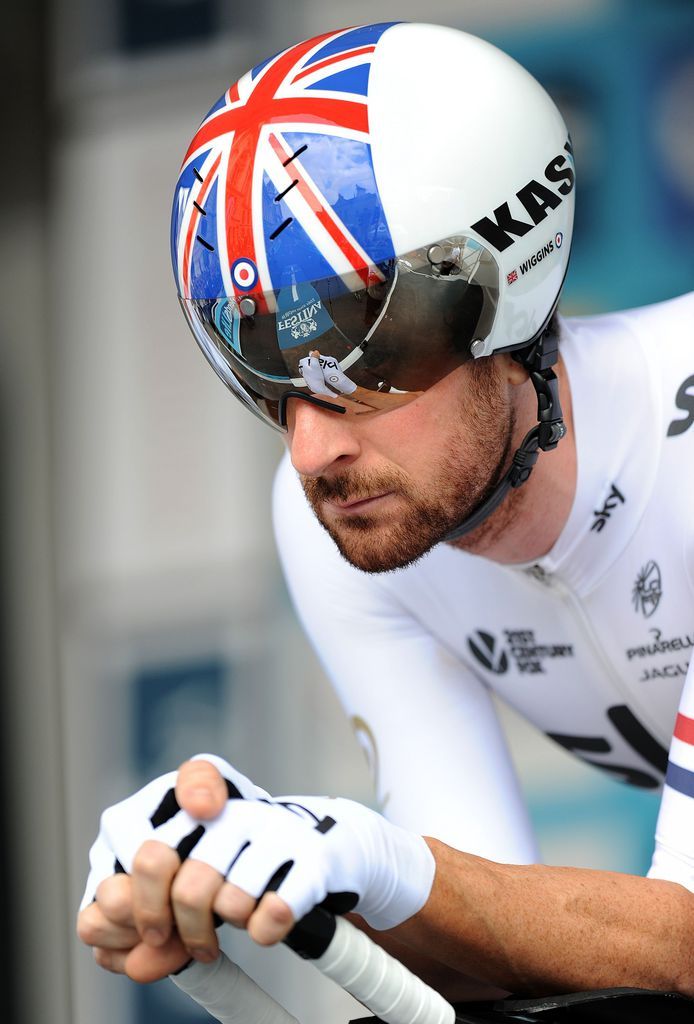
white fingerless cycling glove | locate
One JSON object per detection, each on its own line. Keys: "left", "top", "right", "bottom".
{"left": 81, "top": 755, "right": 435, "bottom": 932}
{"left": 189, "top": 793, "right": 435, "bottom": 930}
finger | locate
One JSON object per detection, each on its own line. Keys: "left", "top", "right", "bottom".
{"left": 176, "top": 759, "right": 228, "bottom": 820}
{"left": 171, "top": 859, "right": 224, "bottom": 962}
{"left": 77, "top": 901, "right": 139, "bottom": 950}
{"left": 93, "top": 946, "right": 130, "bottom": 975}
{"left": 125, "top": 934, "right": 191, "bottom": 984}
{"left": 247, "top": 892, "right": 295, "bottom": 946}
{"left": 81, "top": 832, "right": 121, "bottom": 913}
{"left": 131, "top": 839, "right": 181, "bottom": 946}
{"left": 212, "top": 881, "right": 256, "bottom": 929}
{"left": 95, "top": 873, "right": 135, "bottom": 928}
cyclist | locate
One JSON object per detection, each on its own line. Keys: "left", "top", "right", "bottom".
{"left": 77, "top": 22, "right": 694, "bottom": 1001}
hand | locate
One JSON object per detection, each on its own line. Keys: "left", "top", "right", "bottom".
{"left": 79, "top": 759, "right": 436, "bottom": 977}
{"left": 77, "top": 872, "right": 192, "bottom": 982}
{"left": 169, "top": 794, "right": 436, "bottom": 952}
{"left": 77, "top": 754, "right": 261, "bottom": 980}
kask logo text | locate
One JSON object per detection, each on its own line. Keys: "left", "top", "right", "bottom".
{"left": 471, "top": 141, "right": 574, "bottom": 253}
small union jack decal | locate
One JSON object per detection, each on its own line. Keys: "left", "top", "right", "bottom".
{"left": 172, "top": 23, "right": 399, "bottom": 311}
{"left": 507, "top": 269, "right": 518, "bottom": 285}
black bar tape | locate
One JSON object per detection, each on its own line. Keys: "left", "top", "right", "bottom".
{"left": 284, "top": 906, "right": 337, "bottom": 960}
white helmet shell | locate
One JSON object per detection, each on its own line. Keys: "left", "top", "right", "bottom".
{"left": 366, "top": 23, "right": 574, "bottom": 355}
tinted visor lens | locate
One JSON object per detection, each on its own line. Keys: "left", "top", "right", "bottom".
{"left": 180, "top": 235, "right": 500, "bottom": 431}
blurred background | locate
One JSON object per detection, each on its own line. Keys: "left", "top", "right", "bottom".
{"left": 2, "top": 0, "right": 693, "bottom": 1021}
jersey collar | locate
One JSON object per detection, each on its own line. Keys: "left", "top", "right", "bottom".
{"left": 512, "top": 313, "right": 661, "bottom": 595}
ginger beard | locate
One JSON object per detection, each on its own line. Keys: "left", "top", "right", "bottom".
{"left": 300, "top": 358, "right": 520, "bottom": 573}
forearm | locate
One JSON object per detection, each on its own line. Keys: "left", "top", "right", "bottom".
{"left": 392, "top": 838, "right": 694, "bottom": 996}
{"left": 346, "top": 913, "right": 510, "bottom": 1002}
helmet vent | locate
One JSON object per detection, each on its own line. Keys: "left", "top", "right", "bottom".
{"left": 282, "top": 143, "right": 308, "bottom": 167}
{"left": 196, "top": 235, "right": 214, "bottom": 252}
{"left": 269, "top": 217, "right": 293, "bottom": 240}
{"left": 193, "top": 200, "right": 207, "bottom": 216}
{"left": 193, "top": 167, "right": 203, "bottom": 182}
{"left": 274, "top": 180, "right": 299, "bottom": 203}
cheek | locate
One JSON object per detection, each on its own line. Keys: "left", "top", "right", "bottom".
{"left": 396, "top": 385, "right": 465, "bottom": 441}
{"left": 371, "top": 401, "right": 455, "bottom": 473}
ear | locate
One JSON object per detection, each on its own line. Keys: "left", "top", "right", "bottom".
{"left": 496, "top": 353, "right": 530, "bottom": 387}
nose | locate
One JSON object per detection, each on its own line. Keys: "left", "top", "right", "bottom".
{"left": 286, "top": 396, "right": 361, "bottom": 478}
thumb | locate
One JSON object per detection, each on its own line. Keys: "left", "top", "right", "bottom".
{"left": 176, "top": 759, "right": 228, "bottom": 820}
{"left": 125, "top": 935, "right": 190, "bottom": 983}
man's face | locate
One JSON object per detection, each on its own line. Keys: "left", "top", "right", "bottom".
{"left": 285, "top": 358, "right": 517, "bottom": 573}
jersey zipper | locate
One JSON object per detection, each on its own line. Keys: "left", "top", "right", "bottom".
{"left": 526, "top": 564, "right": 667, "bottom": 746}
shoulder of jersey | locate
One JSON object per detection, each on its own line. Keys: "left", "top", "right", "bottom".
{"left": 561, "top": 290, "right": 694, "bottom": 344}
{"left": 619, "top": 290, "right": 694, "bottom": 342}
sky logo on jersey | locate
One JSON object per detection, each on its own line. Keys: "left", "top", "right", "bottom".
{"left": 172, "top": 23, "right": 399, "bottom": 307}
{"left": 591, "top": 482, "right": 626, "bottom": 533}
{"left": 667, "top": 374, "right": 694, "bottom": 437}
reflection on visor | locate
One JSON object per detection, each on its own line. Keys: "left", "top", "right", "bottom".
{"left": 299, "top": 352, "right": 357, "bottom": 396}
{"left": 181, "top": 234, "right": 500, "bottom": 431}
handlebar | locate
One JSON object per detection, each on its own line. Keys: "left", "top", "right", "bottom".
{"left": 172, "top": 910, "right": 455, "bottom": 1024}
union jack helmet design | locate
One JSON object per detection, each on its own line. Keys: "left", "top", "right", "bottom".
{"left": 172, "top": 22, "right": 574, "bottom": 431}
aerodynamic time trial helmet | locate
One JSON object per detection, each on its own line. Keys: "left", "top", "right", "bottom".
{"left": 171, "top": 22, "right": 575, "bottom": 433}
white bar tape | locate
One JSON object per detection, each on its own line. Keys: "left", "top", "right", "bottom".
{"left": 171, "top": 953, "right": 300, "bottom": 1024}
{"left": 313, "top": 917, "right": 456, "bottom": 1024}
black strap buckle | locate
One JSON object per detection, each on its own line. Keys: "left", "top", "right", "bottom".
{"left": 530, "top": 369, "right": 566, "bottom": 451}
{"left": 516, "top": 328, "right": 566, "bottom": 452}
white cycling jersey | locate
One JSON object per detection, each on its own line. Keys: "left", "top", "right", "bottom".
{"left": 273, "top": 291, "right": 694, "bottom": 892}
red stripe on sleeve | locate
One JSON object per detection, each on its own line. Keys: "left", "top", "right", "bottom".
{"left": 674, "top": 713, "right": 694, "bottom": 746}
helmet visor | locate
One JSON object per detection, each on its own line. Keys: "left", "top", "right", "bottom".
{"left": 180, "top": 234, "right": 500, "bottom": 431}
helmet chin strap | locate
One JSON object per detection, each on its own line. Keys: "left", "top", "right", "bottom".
{"left": 442, "top": 327, "right": 566, "bottom": 542}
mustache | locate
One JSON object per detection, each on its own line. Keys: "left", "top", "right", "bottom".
{"left": 302, "top": 468, "right": 409, "bottom": 504}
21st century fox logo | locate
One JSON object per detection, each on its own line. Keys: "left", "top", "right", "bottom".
{"left": 467, "top": 631, "right": 509, "bottom": 674}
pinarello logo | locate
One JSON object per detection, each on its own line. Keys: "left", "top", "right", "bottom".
{"left": 555, "top": 232, "right": 563, "bottom": 248}
{"left": 467, "top": 630, "right": 509, "bottom": 674}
